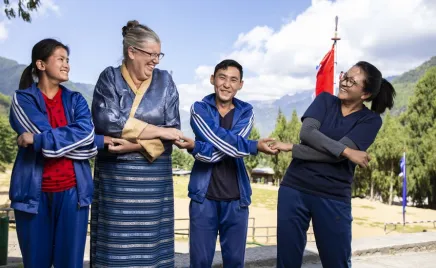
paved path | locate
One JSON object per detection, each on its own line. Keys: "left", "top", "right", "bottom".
{"left": 5, "top": 231, "right": 191, "bottom": 263}
{"left": 302, "top": 251, "right": 436, "bottom": 268}
{"left": 4, "top": 228, "right": 436, "bottom": 267}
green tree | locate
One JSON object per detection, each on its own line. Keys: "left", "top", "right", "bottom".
{"left": 171, "top": 148, "right": 184, "bottom": 169}
{"left": 0, "top": 93, "right": 11, "bottom": 114}
{"left": 171, "top": 147, "right": 194, "bottom": 170}
{"left": 271, "top": 109, "right": 288, "bottom": 141}
{"left": 4, "top": 0, "right": 40, "bottom": 22}
{"left": 370, "top": 113, "right": 405, "bottom": 205}
{"left": 245, "top": 125, "right": 260, "bottom": 176}
{"left": 353, "top": 156, "right": 378, "bottom": 199}
{"left": 183, "top": 151, "right": 194, "bottom": 170}
{"left": 287, "top": 110, "right": 302, "bottom": 144}
{"left": 270, "top": 109, "right": 289, "bottom": 180}
{"left": 0, "top": 115, "right": 17, "bottom": 171}
{"left": 401, "top": 66, "right": 436, "bottom": 208}
{"left": 422, "top": 126, "right": 436, "bottom": 180}
{"left": 268, "top": 109, "right": 301, "bottom": 182}
{"left": 0, "top": 93, "right": 11, "bottom": 107}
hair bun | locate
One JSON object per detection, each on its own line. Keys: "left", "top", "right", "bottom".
{"left": 122, "top": 20, "right": 139, "bottom": 37}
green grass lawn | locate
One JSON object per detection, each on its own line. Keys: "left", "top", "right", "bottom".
{"left": 173, "top": 176, "right": 189, "bottom": 199}
{"left": 353, "top": 218, "right": 434, "bottom": 234}
{"left": 250, "top": 188, "right": 278, "bottom": 210}
{"left": 384, "top": 223, "right": 434, "bottom": 233}
{"left": 173, "top": 176, "right": 279, "bottom": 210}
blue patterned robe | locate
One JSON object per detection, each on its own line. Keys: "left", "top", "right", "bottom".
{"left": 90, "top": 65, "right": 180, "bottom": 267}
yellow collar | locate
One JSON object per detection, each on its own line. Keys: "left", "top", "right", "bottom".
{"left": 121, "top": 63, "right": 152, "bottom": 95}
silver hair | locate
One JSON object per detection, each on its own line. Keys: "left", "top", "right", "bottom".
{"left": 122, "top": 20, "right": 160, "bottom": 60}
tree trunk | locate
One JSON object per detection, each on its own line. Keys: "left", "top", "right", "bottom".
{"left": 388, "top": 161, "right": 394, "bottom": 206}
{"left": 370, "top": 177, "right": 375, "bottom": 201}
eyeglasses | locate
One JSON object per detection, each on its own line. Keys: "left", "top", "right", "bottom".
{"left": 132, "top": 46, "right": 165, "bottom": 60}
{"left": 339, "top": 71, "right": 360, "bottom": 88}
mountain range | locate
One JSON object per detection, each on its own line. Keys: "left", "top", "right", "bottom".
{"left": 1, "top": 55, "right": 435, "bottom": 136}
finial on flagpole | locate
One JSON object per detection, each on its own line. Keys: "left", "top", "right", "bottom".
{"left": 331, "top": 16, "right": 341, "bottom": 41}
{"left": 331, "top": 16, "right": 340, "bottom": 96}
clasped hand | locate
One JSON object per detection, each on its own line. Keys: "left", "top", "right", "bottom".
{"left": 17, "top": 132, "right": 34, "bottom": 148}
{"left": 173, "top": 136, "right": 280, "bottom": 155}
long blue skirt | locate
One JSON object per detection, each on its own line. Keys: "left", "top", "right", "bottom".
{"left": 90, "top": 155, "right": 175, "bottom": 267}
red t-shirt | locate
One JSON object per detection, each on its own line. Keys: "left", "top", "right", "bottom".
{"left": 41, "top": 88, "right": 77, "bottom": 192}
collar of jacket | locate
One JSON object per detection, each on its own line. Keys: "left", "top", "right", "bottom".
{"left": 201, "top": 93, "right": 253, "bottom": 113}
{"left": 23, "top": 83, "right": 74, "bottom": 116}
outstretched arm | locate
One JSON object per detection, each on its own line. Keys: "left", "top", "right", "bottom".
{"left": 294, "top": 116, "right": 381, "bottom": 167}
{"left": 292, "top": 138, "right": 357, "bottom": 162}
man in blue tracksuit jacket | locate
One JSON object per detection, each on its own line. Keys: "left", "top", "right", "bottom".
{"left": 175, "top": 59, "right": 277, "bottom": 268}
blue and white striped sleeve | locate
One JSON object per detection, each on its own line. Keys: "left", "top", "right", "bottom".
{"left": 12, "top": 91, "right": 96, "bottom": 158}
{"left": 63, "top": 142, "right": 98, "bottom": 160}
{"left": 189, "top": 102, "right": 257, "bottom": 163}
{"left": 64, "top": 131, "right": 104, "bottom": 160}
{"left": 10, "top": 92, "right": 49, "bottom": 135}
{"left": 34, "top": 94, "right": 96, "bottom": 158}
{"left": 10, "top": 91, "right": 100, "bottom": 160}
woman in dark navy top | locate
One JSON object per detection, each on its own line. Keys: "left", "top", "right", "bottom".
{"left": 271, "top": 61, "right": 396, "bottom": 268}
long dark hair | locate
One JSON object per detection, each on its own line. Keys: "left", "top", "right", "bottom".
{"left": 355, "top": 61, "right": 396, "bottom": 114}
{"left": 19, "top": 38, "right": 70, "bottom": 90}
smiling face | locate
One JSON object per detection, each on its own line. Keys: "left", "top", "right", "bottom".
{"left": 210, "top": 66, "right": 244, "bottom": 104}
{"left": 127, "top": 41, "right": 161, "bottom": 80}
{"left": 338, "top": 65, "right": 371, "bottom": 102}
{"left": 36, "top": 47, "right": 70, "bottom": 83}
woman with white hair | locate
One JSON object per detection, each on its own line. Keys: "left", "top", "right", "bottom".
{"left": 90, "top": 20, "right": 182, "bottom": 267}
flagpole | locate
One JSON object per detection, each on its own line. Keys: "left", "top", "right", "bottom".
{"left": 403, "top": 151, "right": 407, "bottom": 226}
{"left": 331, "top": 16, "right": 341, "bottom": 96}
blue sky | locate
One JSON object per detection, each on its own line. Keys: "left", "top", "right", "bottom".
{"left": 1, "top": 0, "right": 435, "bottom": 111}
{"left": 0, "top": 0, "right": 311, "bottom": 84}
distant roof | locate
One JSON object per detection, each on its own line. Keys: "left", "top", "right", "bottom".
{"left": 251, "top": 167, "right": 274, "bottom": 175}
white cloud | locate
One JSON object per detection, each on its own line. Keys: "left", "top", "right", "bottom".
{"left": 230, "top": 0, "right": 436, "bottom": 77}
{"left": 238, "top": 75, "right": 313, "bottom": 101}
{"left": 0, "top": 21, "right": 8, "bottom": 41}
{"left": 177, "top": 66, "right": 215, "bottom": 111}
{"left": 36, "top": 0, "right": 61, "bottom": 17}
{"left": 176, "top": 0, "right": 436, "bottom": 111}
{"left": 234, "top": 26, "right": 274, "bottom": 50}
